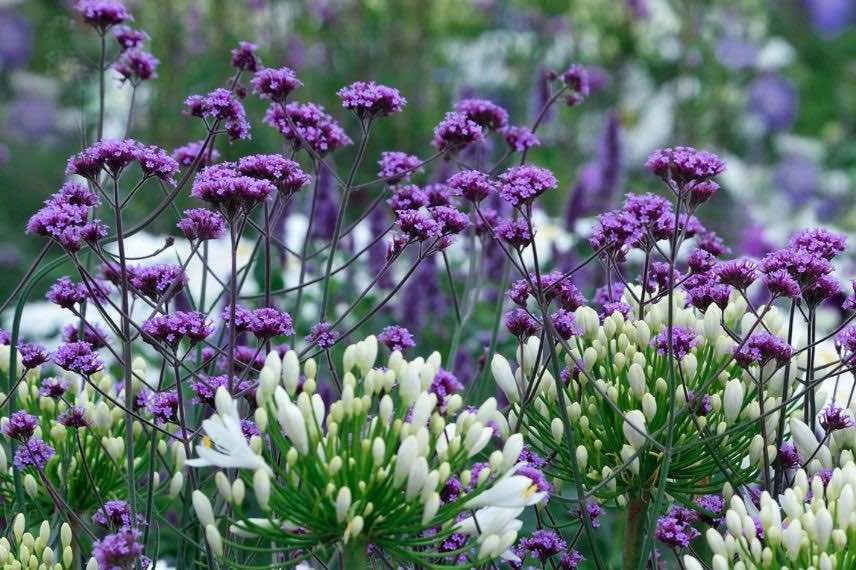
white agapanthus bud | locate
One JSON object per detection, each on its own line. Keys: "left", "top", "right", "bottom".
{"left": 491, "top": 355, "right": 519, "bottom": 403}
{"left": 575, "top": 306, "right": 600, "bottom": 338}
{"left": 278, "top": 400, "right": 308, "bottom": 454}
{"left": 193, "top": 491, "right": 215, "bottom": 527}
{"left": 205, "top": 525, "right": 223, "bottom": 556}
{"left": 642, "top": 393, "right": 657, "bottom": 421}
{"left": 576, "top": 445, "right": 588, "bottom": 470}
{"left": 282, "top": 350, "right": 300, "bottom": 395}
{"left": 395, "top": 436, "right": 418, "bottom": 486}
{"left": 628, "top": 363, "right": 646, "bottom": 399}
{"left": 723, "top": 379, "right": 744, "bottom": 423}
{"left": 623, "top": 410, "right": 647, "bottom": 450}
{"left": 336, "top": 487, "right": 352, "bottom": 522}
{"left": 254, "top": 469, "right": 271, "bottom": 511}
{"left": 169, "top": 472, "right": 184, "bottom": 498}
{"left": 500, "top": 434, "right": 523, "bottom": 472}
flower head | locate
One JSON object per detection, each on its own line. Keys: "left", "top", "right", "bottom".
{"left": 560, "top": 64, "right": 590, "bottom": 106}
{"left": 454, "top": 98, "right": 508, "bottom": 130}
{"left": 264, "top": 101, "right": 352, "bottom": 155}
{"left": 496, "top": 165, "right": 558, "bottom": 207}
{"left": 237, "top": 154, "right": 311, "bottom": 193}
{"left": 231, "top": 41, "right": 261, "bottom": 72}
{"left": 505, "top": 308, "right": 539, "bottom": 338}
{"left": 378, "top": 151, "right": 422, "bottom": 184}
{"left": 113, "top": 26, "right": 147, "bottom": 50}
{"left": 4, "top": 411, "right": 39, "bottom": 440}
{"left": 501, "top": 125, "right": 540, "bottom": 152}
{"left": 788, "top": 228, "right": 847, "bottom": 260}
{"left": 59, "top": 406, "right": 90, "bottom": 428}
{"left": 130, "top": 264, "right": 187, "bottom": 300}
{"left": 39, "top": 377, "right": 70, "bottom": 399}
{"left": 733, "top": 332, "right": 794, "bottom": 368}
{"left": 396, "top": 209, "right": 441, "bottom": 241}
{"left": 93, "top": 528, "right": 144, "bottom": 570}
{"left": 142, "top": 311, "right": 213, "bottom": 347}
{"left": 645, "top": 146, "right": 726, "bottom": 185}
{"left": 14, "top": 438, "right": 55, "bottom": 470}
{"left": 652, "top": 326, "right": 699, "bottom": 360}
{"left": 251, "top": 67, "right": 303, "bottom": 101}
{"left": 249, "top": 307, "right": 294, "bottom": 339}
{"left": 47, "top": 276, "right": 89, "bottom": 308}
{"left": 54, "top": 342, "right": 103, "bottom": 375}
{"left": 338, "top": 81, "right": 406, "bottom": 118}
{"left": 307, "top": 322, "right": 338, "bottom": 349}
{"left": 184, "top": 88, "right": 250, "bottom": 141}
{"left": 19, "top": 343, "right": 49, "bottom": 369}
{"left": 114, "top": 49, "right": 158, "bottom": 84}
{"left": 171, "top": 140, "right": 220, "bottom": 167}
{"left": 432, "top": 112, "right": 484, "bottom": 152}
{"left": 377, "top": 325, "right": 416, "bottom": 352}
{"left": 177, "top": 208, "right": 226, "bottom": 241}
{"left": 147, "top": 390, "right": 179, "bottom": 425}
{"left": 448, "top": 170, "right": 494, "bottom": 203}
{"left": 75, "top": 0, "right": 131, "bottom": 31}
{"left": 495, "top": 218, "right": 533, "bottom": 249}
{"left": 191, "top": 163, "right": 275, "bottom": 213}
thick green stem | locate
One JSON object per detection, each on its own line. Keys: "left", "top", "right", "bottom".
{"left": 623, "top": 495, "right": 649, "bottom": 570}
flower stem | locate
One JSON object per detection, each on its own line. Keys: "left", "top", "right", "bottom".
{"left": 623, "top": 496, "right": 649, "bottom": 570}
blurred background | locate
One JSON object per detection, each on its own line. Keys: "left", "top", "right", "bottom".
{"left": 1, "top": 0, "right": 855, "bottom": 296}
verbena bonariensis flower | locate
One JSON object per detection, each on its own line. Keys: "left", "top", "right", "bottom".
{"left": 686, "top": 462, "right": 856, "bottom": 570}
{"left": 129, "top": 263, "right": 187, "bottom": 300}
{"left": 306, "top": 321, "right": 338, "bottom": 349}
{"left": 733, "top": 332, "right": 794, "bottom": 368}
{"left": 63, "top": 322, "right": 109, "bottom": 348}
{"left": 588, "top": 209, "right": 642, "bottom": 259}
{"left": 177, "top": 208, "right": 227, "bottom": 241}
{"left": 495, "top": 295, "right": 768, "bottom": 505}
{"left": 14, "top": 437, "right": 55, "bottom": 470}
{"left": 142, "top": 311, "right": 212, "bottom": 347}
{"left": 788, "top": 227, "right": 847, "bottom": 260}
{"left": 496, "top": 165, "right": 558, "bottom": 207}
{"left": 495, "top": 218, "right": 533, "bottom": 248}
{"left": 431, "top": 111, "right": 484, "bottom": 152}
{"left": 645, "top": 146, "right": 726, "bottom": 186}
{"left": 454, "top": 98, "right": 509, "bottom": 130}
{"left": 248, "top": 307, "right": 294, "bottom": 339}
{"left": 39, "top": 376, "right": 70, "bottom": 399}
{"left": 54, "top": 341, "right": 103, "bottom": 375}
{"left": 377, "top": 151, "right": 422, "bottom": 184}
{"left": 396, "top": 209, "right": 441, "bottom": 241}
{"left": 337, "top": 81, "right": 406, "bottom": 118}
{"left": 501, "top": 125, "right": 540, "bottom": 152}
{"left": 448, "top": 169, "right": 494, "bottom": 203}
{"left": 387, "top": 184, "right": 429, "bottom": 212}
{"left": 505, "top": 308, "right": 540, "bottom": 338}
{"left": 171, "top": 139, "right": 220, "bottom": 167}
{"left": 237, "top": 154, "right": 311, "bottom": 193}
{"left": 18, "top": 343, "right": 49, "bottom": 369}
{"left": 184, "top": 88, "right": 250, "bottom": 141}
{"left": 231, "top": 41, "right": 261, "bottom": 72}
{"left": 113, "top": 25, "right": 148, "bottom": 50}
{"left": 92, "top": 499, "right": 145, "bottom": 529}
{"left": 3, "top": 411, "right": 39, "bottom": 439}
{"left": 263, "top": 101, "right": 351, "bottom": 155}
{"left": 47, "top": 276, "right": 89, "bottom": 308}
{"left": 189, "top": 339, "right": 543, "bottom": 566}
{"left": 377, "top": 325, "right": 416, "bottom": 352}
{"left": 251, "top": 67, "right": 303, "bottom": 102}
{"left": 75, "top": 0, "right": 132, "bottom": 31}
{"left": 191, "top": 163, "right": 275, "bottom": 216}
{"left": 560, "top": 64, "right": 590, "bottom": 106}
{"left": 147, "top": 390, "right": 179, "bottom": 424}
{"left": 65, "top": 138, "right": 138, "bottom": 178}
{"left": 92, "top": 527, "right": 145, "bottom": 570}
{"left": 716, "top": 259, "right": 758, "bottom": 290}
{"left": 113, "top": 49, "right": 159, "bottom": 84}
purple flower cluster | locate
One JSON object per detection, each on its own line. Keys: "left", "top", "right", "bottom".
{"left": 75, "top": 0, "right": 131, "bottom": 31}
{"left": 652, "top": 326, "right": 699, "bottom": 360}
{"left": 759, "top": 233, "right": 841, "bottom": 304}
{"left": 147, "top": 390, "right": 179, "bottom": 424}
{"left": 447, "top": 170, "right": 494, "bottom": 203}
{"left": 264, "top": 101, "right": 351, "bottom": 155}
{"left": 191, "top": 375, "right": 254, "bottom": 407}
{"left": 19, "top": 343, "right": 49, "bottom": 369}
{"left": 501, "top": 125, "right": 540, "bottom": 152}
{"left": 307, "top": 322, "right": 338, "bottom": 349}
{"left": 66, "top": 139, "right": 178, "bottom": 183}
{"left": 431, "top": 112, "right": 484, "bottom": 152}
{"left": 93, "top": 500, "right": 144, "bottom": 529}
{"left": 496, "top": 165, "right": 558, "bottom": 207}
{"left": 114, "top": 26, "right": 148, "bottom": 50}
{"left": 185, "top": 88, "right": 250, "bottom": 141}
{"left": 819, "top": 404, "right": 853, "bottom": 433}
{"left": 518, "top": 529, "right": 566, "bottom": 562}
{"left": 54, "top": 341, "right": 103, "bottom": 375}
{"left": 129, "top": 263, "right": 187, "bottom": 300}
{"left": 395, "top": 209, "right": 441, "bottom": 242}
{"left": 237, "top": 154, "right": 311, "bottom": 193}
{"left": 231, "top": 41, "right": 261, "bottom": 72}
{"left": 142, "top": 311, "right": 212, "bottom": 347}
{"left": 247, "top": 307, "right": 294, "bottom": 339}
{"left": 560, "top": 64, "right": 590, "bottom": 106}
{"left": 39, "top": 377, "right": 70, "bottom": 399}
{"left": 338, "top": 81, "right": 406, "bottom": 118}
{"left": 551, "top": 309, "right": 582, "bottom": 340}
{"left": 429, "top": 369, "right": 463, "bottom": 413}
{"left": 63, "top": 322, "right": 109, "bottom": 349}
{"left": 495, "top": 218, "right": 533, "bottom": 248}
{"left": 716, "top": 259, "right": 758, "bottom": 290}
{"left": 454, "top": 98, "right": 508, "bottom": 130}
{"left": 93, "top": 528, "right": 144, "bottom": 570}
{"left": 837, "top": 325, "right": 856, "bottom": 363}
{"left": 3, "top": 411, "right": 39, "bottom": 439}
{"left": 114, "top": 49, "right": 159, "bottom": 84}
{"left": 171, "top": 140, "right": 220, "bottom": 167}
{"left": 26, "top": 183, "right": 107, "bottom": 252}
{"left": 252, "top": 67, "right": 303, "bottom": 101}
{"left": 14, "top": 438, "right": 55, "bottom": 470}
{"left": 377, "top": 325, "right": 416, "bottom": 352}
{"left": 47, "top": 276, "right": 90, "bottom": 308}
{"left": 788, "top": 228, "right": 847, "bottom": 260}
{"left": 505, "top": 308, "right": 539, "bottom": 338}
{"left": 59, "top": 406, "right": 90, "bottom": 428}
{"left": 177, "top": 208, "right": 227, "bottom": 241}
{"left": 378, "top": 151, "right": 422, "bottom": 184}
{"left": 645, "top": 146, "right": 726, "bottom": 185}
{"left": 778, "top": 443, "right": 802, "bottom": 469}
{"left": 733, "top": 332, "right": 794, "bottom": 368}
{"left": 655, "top": 506, "right": 700, "bottom": 549}
{"left": 191, "top": 163, "right": 275, "bottom": 214}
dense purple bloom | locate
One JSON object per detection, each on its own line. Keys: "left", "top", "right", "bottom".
{"left": 802, "top": 274, "right": 841, "bottom": 307}
{"left": 221, "top": 304, "right": 255, "bottom": 333}
{"left": 686, "top": 391, "right": 713, "bottom": 416}
{"left": 504, "top": 308, "right": 539, "bottom": 338}
{"left": 130, "top": 264, "right": 187, "bottom": 300}
{"left": 496, "top": 165, "right": 558, "bottom": 207}
{"left": 307, "top": 322, "right": 338, "bottom": 349}
{"left": 495, "top": 218, "right": 533, "bottom": 248}
{"left": 764, "top": 269, "right": 801, "bottom": 298}
{"left": 652, "top": 326, "right": 699, "bottom": 360}
{"left": 3, "top": 411, "right": 38, "bottom": 439}
{"left": 14, "top": 438, "right": 55, "bottom": 470}
{"left": 93, "top": 500, "right": 143, "bottom": 529}
{"left": 518, "top": 446, "right": 546, "bottom": 469}
{"left": 431, "top": 206, "right": 469, "bottom": 234}
{"left": 53, "top": 181, "right": 101, "bottom": 207}
{"left": 733, "top": 332, "right": 794, "bottom": 368}
{"left": 560, "top": 550, "right": 585, "bottom": 569}
{"left": 551, "top": 309, "right": 582, "bottom": 340}
{"left": 184, "top": 88, "right": 250, "bottom": 141}
{"left": 252, "top": 67, "right": 303, "bottom": 101}
{"left": 645, "top": 262, "right": 683, "bottom": 292}
{"left": 602, "top": 301, "right": 632, "bottom": 320}
{"left": 396, "top": 209, "right": 441, "bottom": 241}
{"left": 760, "top": 248, "right": 833, "bottom": 286}
{"left": 589, "top": 209, "right": 641, "bottom": 258}
{"left": 177, "top": 208, "right": 226, "bottom": 241}
{"left": 448, "top": 170, "right": 493, "bottom": 203}
{"left": 655, "top": 513, "right": 700, "bottom": 549}
{"left": 264, "top": 101, "right": 351, "bottom": 155}
{"left": 688, "top": 248, "right": 716, "bottom": 274}
{"left": 249, "top": 307, "right": 294, "bottom": 338}
{"left": 191, "top": 163, "right": 275, "bottom": 212}
{"left": 171, "top": 140, "right": 220, "bottom": 167}
{"left": 47, "top": 276, "right": 89, "bottom": 308}
{"left": 142, "top": 311, "right": 212, "bottom": 347}
{"left": 388, "top": 185, "right": 429, "bottom": 212}
{"left": 645, "top": 146, "right": 726, "bottom": 185}
{"left": 431, "top": 112, "right": 484, "bottom": 152}
{"left": 0, "top": 330, "right": 9, "bottom": 346}
{"left": 338, "top": 81, "right": 406, "bottom": 118}
{"left": 114, "top": 49, "right": 158, "bottom": 84}
{"left": 717, "top": 259, "right": 758, "bottom": 290}
{"left": 454, "top": 98, "right": 508, "bottom": 130}
{"left": 75, "top": 0, "right": 132, "bottom": 30}
{"left": 685, "top": 278, "right": 731, "bottom": 312}
{"left": 231, "top": 41, "right": 261, "bottom": 72}
{"left": 519, "top": 529, "right": 566, "bottom": 562}
{"left": 191, "top": 375, "right": 254, "bottom": 407}
{"left": 113, "top": 26, "right": 148, "bottom": 50}
{"left": 777, "top": 443, "right": 802, "bottom": 469}
{"left": 54, "top": 342, "right": 103, "bottom": 375}
{"left": 560, "top": 64, "right": 590, "bottom": 106}
{"left": 19, "top": 343, "right": 49, "bottom": 369}
{"left": 440, "top": 476, "right": 463, "bottom": 503}
{"left": 62, "top": 322, "right": 109, "bottom": 349}
{"left": 66, "top": 139, "right": 139, "bottom": 178}
{"left": 39, "top": 377, "right": 70, "bottom": 399}
{"left": 688, "top": 180, "right": 719, "bottom": 206}
{"left": 377, "top": 151, "right": 421, "bottom": 184}
{"left": 837, "top": 325, "right": 856, "bottom": 363}
{"left": 241, "top": 419, "right": 261, "bottom": 440}
{"left": 429, "top": 369, "right": 464, "bottom": 413}
{"left": 501, "top": 125, "right": 540, "bottom": 152}
{"left": 238, "top": 154, "right": 310, "bottom": 193}
{"left": 93, "top": 528, "right": 144, "bottom": 570}
{"left": 377, "top": 325, "right": 415, "bottom": 352}
{"left": 819, "top": 404, "right": 854, "bottom": 433}
{"left": 594, "top": 282, "right": 625, "bottom": 305}
{"left": 424, "top": 183, "right": 455, "bottom": 207}
{"left": 59, "top": 406, "right": 90, "bottom": 428}
{"left": 788, "top": 228, "right": 847, "bottom": 260}
{"left": 147, "top": 390, "right": 179, "bottom": 424}
{"left": 694, "top": 494, "right": 725, "bottom": 518}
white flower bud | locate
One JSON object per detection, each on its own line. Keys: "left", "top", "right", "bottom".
{"left": 501, "top": 434, "right": 523, "bottom": 472}
{"left": 193, "top": 490, "right": 215, "bottom": 527}
{"left": 723, "top": 379, "right": 744, "bottom": 423}
{"left": 575, "top": 306, "right": 600, "bottom": 338}
{"left": 576, "top": 445, "right": 588, "bottom": 470}
{"left": 491, "top": 355, "right": 519, "bottom": 403}
{"left": 232, "top": 478, "right": 245, "bottom": 506}
{"left": 169, "top": 472, "right": 184, "bottom": 498}
{"left": 623, "top": 410, "right": 647, "bottom": 450}
{"left": 642, "top": 393, "right": 657, "bottom": 421}
{"left": 254, "top": 469, "right": 271, "bottom": 511}
{"left": 336, "top": 487, "right": 351, "bottom": 522}
{"left": 205, "top": 525, "right": 223, "bottom": 557}
{"left": 628, "top": 363, "right": 646, "bottom": 399}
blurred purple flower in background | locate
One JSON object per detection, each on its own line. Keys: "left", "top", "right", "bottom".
{"left": 0, "top": 9, "right": 33, "bottom": 71}
{"left": 773, "top": 154, "right": 819, "bottom": 208}
{"left": 747, "top": 73, "right": 799, "bottom": 133}
{"left": 805, "top": 0, "right": 855, "bottom": 36}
